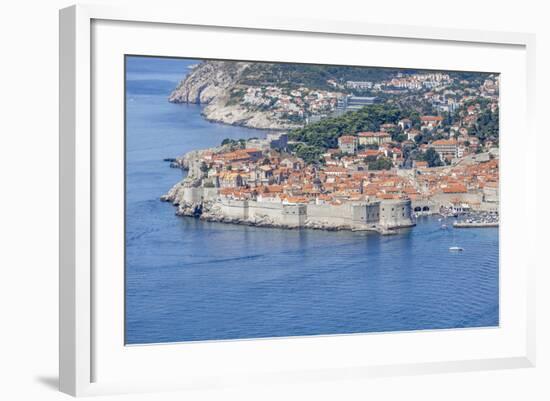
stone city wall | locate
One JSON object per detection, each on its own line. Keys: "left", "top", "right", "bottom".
{"left": 182, "top": 186, "right": 219, "bottom": 204}
{"left": 305, "top": 203, "right": 354, "bottom": 227}
{"left": 215, "top": 197, "right": 414, "bottom": 230}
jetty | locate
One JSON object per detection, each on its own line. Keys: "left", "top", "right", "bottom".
{"left": 453, "top": 221, "right": 499, "bottom": 228}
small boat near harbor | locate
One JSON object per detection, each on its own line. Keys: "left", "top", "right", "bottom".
{"left": 449, "top": 224, "right": 463, "bottom": 252}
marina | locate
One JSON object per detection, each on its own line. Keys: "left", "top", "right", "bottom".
{"left": 454, "top": 211, "right": 499, "bottom": 228}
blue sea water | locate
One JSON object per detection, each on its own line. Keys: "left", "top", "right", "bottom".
{"left": 125, "top": 56, "right": 499, "bottom": 344}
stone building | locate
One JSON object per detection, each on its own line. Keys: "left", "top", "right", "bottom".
{"left": 338, "top": 135, "right": 358, "bottom": 154}
{"left": 358, "top": 132, "right": 391, "bottom": 146}
{"left": 430, "top": 139, "right": 458, "bottom": 161}
{"left": 420, "top": 115, "right": 443, "bottom": 129}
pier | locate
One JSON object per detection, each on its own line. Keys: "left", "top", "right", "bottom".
{"left": 453, "top": 222, "right": 499, "bottom": 228}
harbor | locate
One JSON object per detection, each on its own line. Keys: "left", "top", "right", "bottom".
{"left": 453, "top": 211, "right": 499, "bottom": 228}
{"left": 124, "top": 56, "right": 499, "bottom": 344}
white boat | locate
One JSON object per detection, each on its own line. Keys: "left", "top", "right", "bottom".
{"left": 448, "top": 225, "right": 463, "bottom": 251}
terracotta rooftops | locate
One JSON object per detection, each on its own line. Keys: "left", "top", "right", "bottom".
{"left": 338, "top": 135, "right": 357, "bottom": 144}
{"left": 421, "top": 115, "right": 443, "bottom": 121}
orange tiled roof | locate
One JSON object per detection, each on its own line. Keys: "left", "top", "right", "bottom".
{"left": 421, "top": 115, "right": 443, "bottom": 121}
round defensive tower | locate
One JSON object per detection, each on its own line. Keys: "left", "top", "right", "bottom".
{"left": 379, "top": 198, "right": 415, "bottom": 229}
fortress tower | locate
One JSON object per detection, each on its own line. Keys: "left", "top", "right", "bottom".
{"left": 378, "top": 199, "right": 415, "bottom": 229}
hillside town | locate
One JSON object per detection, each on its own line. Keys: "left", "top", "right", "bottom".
{"left": 344, "top": 72, "right": 454, "bottom": 93}
{"left": 238, "top": 86, "right": 342, "bottom": 122}
{"left": 232, "top": 70, "right": 499, "bottom": 125}
{"left": 163, "top": 69, "right": 499, "bottom": 234}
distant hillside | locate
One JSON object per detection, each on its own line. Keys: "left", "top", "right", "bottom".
{"left": 233, "top": 63, "right": 491, "bottom": 90}
{"left": 169, "top": 61, "right": 300, "bottom": 129}
{"left": 168, "top": 60, "right": 492, "bottom": 130}
{"left": 235, "top": 62, "right": 403, "bottom": 90}
{"left": 168, "top": 60, "right": 411, "bottom": 129}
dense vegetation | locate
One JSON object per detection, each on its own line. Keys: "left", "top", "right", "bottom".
{"left": 469, "top": 107, "right": 499, "bottom": 143}
{"left": 291, "top": 143, "right": 325, "bottom": 165}
{"left": 237, "top": 63, "right": 405, "bottom": 90}
{"left": 452, "top": 99, "right": 499, "bottom": 144}
{"left": 233, "top": 62, "right": 493, "bottom": 93}
{"left": 367, "top": 157, "right": 393, "bottom": 170}
{"left": 220, "top": 138, "right": 246, "bottom": 150}
{"left": 417, "top": 148, "right": 443, "bottom": 167}
{"left": 289, "top": 104, "right": 405, "bottom": 149}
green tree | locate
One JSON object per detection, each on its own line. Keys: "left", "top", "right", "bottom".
{"left": 368, "top": 157, "right": 393, "bottom": 170}
{"left": 422, "top": 148, "right": 443, "bottom": 167}
{"left": 294, "top": 144, "right": 323, "bottom": 165}
{"left": 364, "top": 155, "right": 378, "bottom": 163}
{"left": 289, "top": 103, "right": 405, "bottom": 151}
{"left": 395, "top": 133, "right": 407, "bottom": 143}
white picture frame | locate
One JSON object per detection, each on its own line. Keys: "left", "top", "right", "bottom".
{"left": 59, "top": 4, "right": 536, "bottom": 397}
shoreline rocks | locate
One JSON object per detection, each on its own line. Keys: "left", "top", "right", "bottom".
{"left": 169, "top": 61, "right": 302, "bottom": 130}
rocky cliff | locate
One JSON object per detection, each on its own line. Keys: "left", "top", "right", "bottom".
{"left": 168, "top": 61, "right": 301, "bottom": 130}
{"left": 169, "top": 61, "right": 245, "bottom": 104}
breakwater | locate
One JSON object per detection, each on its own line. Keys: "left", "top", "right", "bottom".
{"left": 454, "top": 222, "right": 499, "bottom": 228}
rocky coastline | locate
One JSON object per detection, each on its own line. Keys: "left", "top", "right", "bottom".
{"left": 168, "top": 61, "right": 301, "bottom": 130}
{"left": 161, "top": 193, "right": 381, "bottom": 233}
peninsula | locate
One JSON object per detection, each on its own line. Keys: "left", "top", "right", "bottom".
{"left": 163, "top": 64, "right": 500, "bottom": 234}
{"left": 161, "top": 141, "right": 415, "bottom": 234}
{"left": 169, "top": 61, "right": 343, "bottom": 130}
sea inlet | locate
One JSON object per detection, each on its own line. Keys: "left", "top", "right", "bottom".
{"left": 124, "top": 56, "right": 499, "bottom": 344}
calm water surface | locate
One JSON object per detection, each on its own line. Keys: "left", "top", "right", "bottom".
{"left": 125, "top": 56, "right": 499, "bottom": 344}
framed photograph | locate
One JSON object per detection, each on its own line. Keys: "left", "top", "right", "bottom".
{"left": 59, "top": 4, "right": 536, "bottom": 396}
